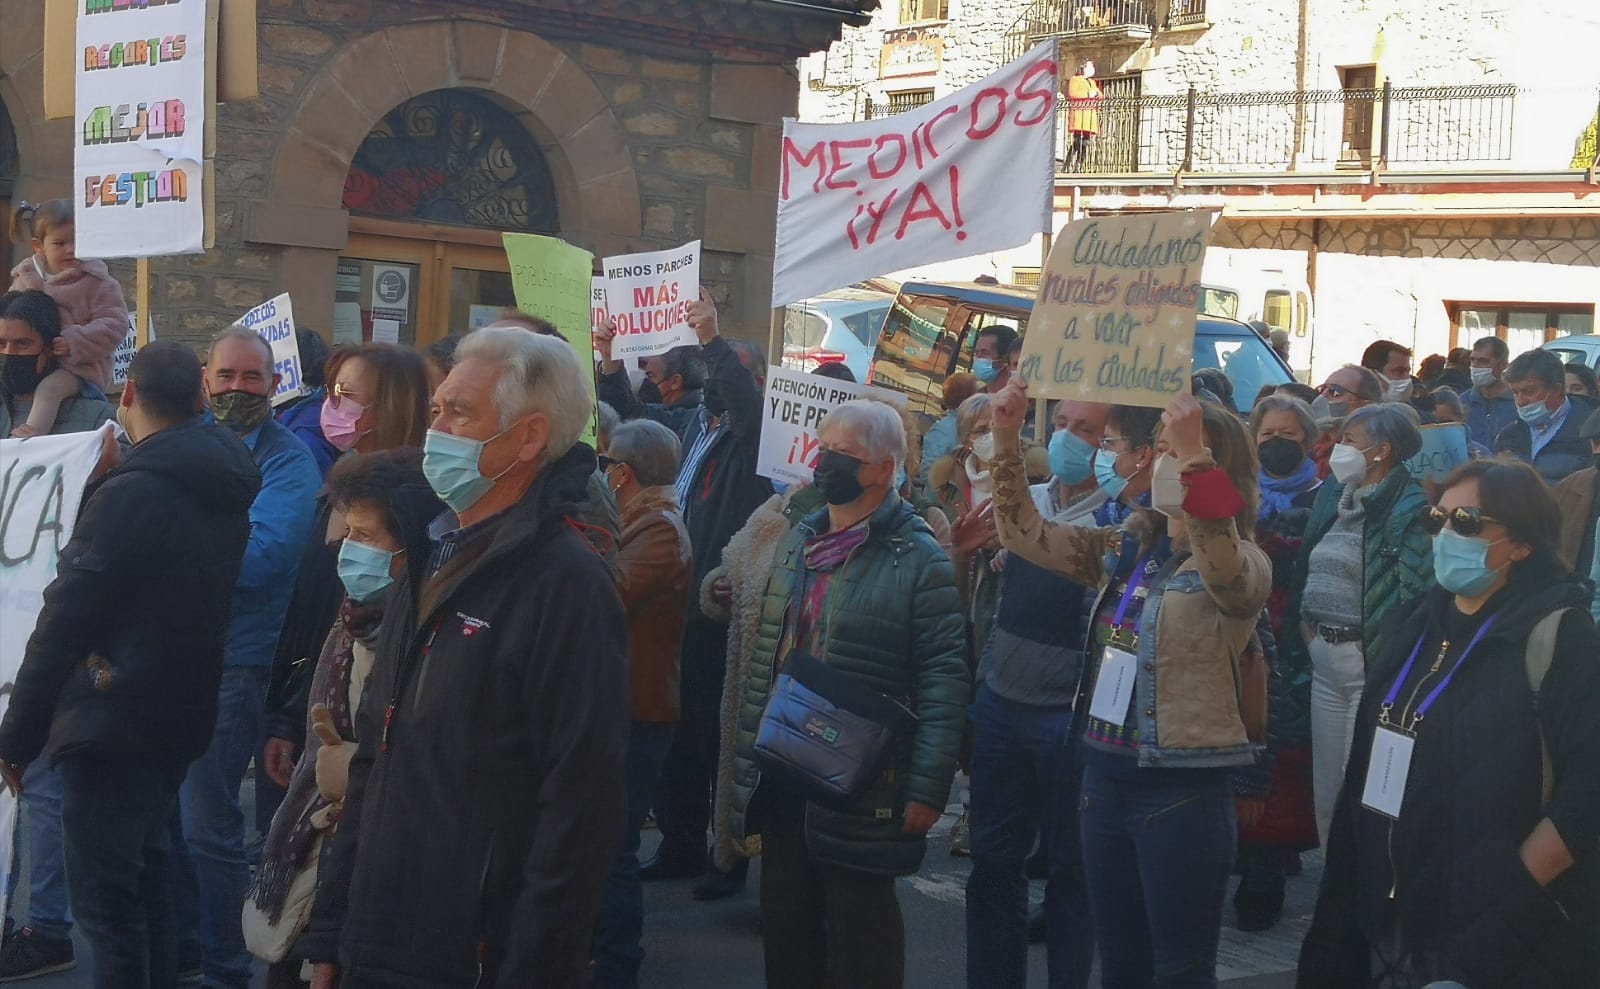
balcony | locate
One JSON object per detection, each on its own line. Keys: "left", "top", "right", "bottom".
{"left": 1051, "top": 83, "right": 1566, "bottom": 179}
{"left": 1005, "top": 0, "right": 1158, "bottom": 61}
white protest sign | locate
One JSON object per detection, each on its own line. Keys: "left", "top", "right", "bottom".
{"left": 0, "top": 425, "right": 112, "bottom": 911}
{"left": 111, "top": 311, "right": 139, "bottom": 387}
{"left": 591, "top": 277, "right": 610, "bottom": 332}
{"left": 235, "top": 294, "right": 303, "bottom": 407}
{"left": 602, "top": 241, "right": 701, "bottom": 359}
{"left": 757, "top": 365, "right": 902, "bottom": 484}
{"left": 74, "top": 0, "right": 208, "bottom": 257}
{"left": 772, "top": 42, "right": 1058, "bottom": 308}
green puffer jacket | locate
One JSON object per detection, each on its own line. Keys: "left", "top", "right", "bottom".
{"left": 727, "top": 494, "right": 970, "bottom": 877}
{"left": 1277, "top": 466, "right": 1434, "bottom": 745}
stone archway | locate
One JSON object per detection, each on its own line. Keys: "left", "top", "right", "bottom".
{"left": 256, "top": 20, "right": 641, "bottom": 256}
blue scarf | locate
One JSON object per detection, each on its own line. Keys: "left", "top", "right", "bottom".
{"left": 1258, "top": 459, "right": 1320, "bottom": 520}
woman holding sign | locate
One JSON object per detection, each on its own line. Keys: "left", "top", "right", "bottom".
{"left": 988, "top": 381, "right": 1270, "bottom": 989}
{"left": 1298, "top": 459, "right": 1600, "bottom": 989}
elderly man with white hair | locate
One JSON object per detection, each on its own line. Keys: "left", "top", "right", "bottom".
{"left": 303, "top": 328, "right": 630, "bottom": 989}
{"left": 723, "top": 399, "right": 969, "bottom": 989}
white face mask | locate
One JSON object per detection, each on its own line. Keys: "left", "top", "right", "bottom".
{"left": 1470, "top": 366, "right": 1497, "bottom": 388}
{"left": 1385, "top": 378, "right": 1413, "bottom": 403}
{"left": 1329, "top": 442, "right": 1372, "bottom": 486}
{"left": 1150, "top": 453, "right": 1186, "bottom": 516}
{"left": 970, "top": 432, "right": 996, "bottom": 464}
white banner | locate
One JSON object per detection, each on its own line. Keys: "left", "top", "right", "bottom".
{"left": 111, "top": 311, "right": 139, "bottom": 387}
{"left": 757, "top": 366, "right": 902, "bottom": 484}
{"left": 602, "top": 241, "right": 701, "bottom": 359}
{"left": 74, "top": 0, "right": 208, "bottom": 257}
{"left": 772, "top": 42, "right": 1058, "bottom": 308}
{"left": 235, "top": 294, "right": 303, "bottom": 407}
{"left": 0, "top": 425, "right": 112, "bottom": 912}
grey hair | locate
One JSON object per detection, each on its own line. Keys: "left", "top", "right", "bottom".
{"left": 209, "top": 325, "right": 275, "bottom": 372}
{"left": 1345, "top": 402, "right": 1423, "bottom": 462}
{"left": 819, "top": 399, "right": 906, "bottom": 468}
{"left": 955, "top": 392, "right": 994, "bottom": 445}
{"left": 608, "top": 419, "right": 682, "bottom": 488}
{"left": 455, "top": 327, "right": 594, "bottom": 463}
{"left": 596, "top": 401, "right": 621, "bottom": 449}
{"left": 1249, "top": 395, "right": 1318, "bottom": 452}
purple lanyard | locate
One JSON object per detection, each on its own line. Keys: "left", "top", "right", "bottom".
{"left": 1378, "top": 614, "right": 1499, "bottom": 730}
{"left": 1110, "top": 554, "right": 1152, "bottom": 632}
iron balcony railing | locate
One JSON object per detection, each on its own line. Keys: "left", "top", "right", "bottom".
{"left": 1005, "top": 0, "right": 1196, "bottom": 61}
{"left": 1055, "top": 82, "right": 1534, "bottom": 176}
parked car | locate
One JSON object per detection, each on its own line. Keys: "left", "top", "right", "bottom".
{"left": 868, "top": 280, "right": 1294, "bottom": 430}
{"left": 1544, "top": 334, "right": 1600, "bottom": 370}
{"left": 781, "top": 288, "right": 893, "bottom": 380}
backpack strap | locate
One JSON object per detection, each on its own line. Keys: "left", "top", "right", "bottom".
{"left": 1524, "top": 608, "right": 1571, "bottom": 809}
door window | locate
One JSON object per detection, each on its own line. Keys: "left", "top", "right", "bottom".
{"left": 449, "top": 266, "right": 517, "bottom": 333}
{"left": 333, "top": 257, "right": 423, "bottom": 346}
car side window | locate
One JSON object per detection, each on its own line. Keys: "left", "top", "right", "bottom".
{"left": 874, "top": 295, "right": 954, "bottom": 423}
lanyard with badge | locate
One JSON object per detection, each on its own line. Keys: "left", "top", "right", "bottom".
{"left": 1088, "top": 555, "right": 1152, "bottom": 726}
{"left": 1361, "top": 615, "right": 1499, "bottom": 819}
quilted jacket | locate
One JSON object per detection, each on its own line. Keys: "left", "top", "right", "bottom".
{"left": 1277, "top": 466, "right": 1433, "bottom": 746}
{"left": 725, "top": 493, "right": 969, "bottom": 877}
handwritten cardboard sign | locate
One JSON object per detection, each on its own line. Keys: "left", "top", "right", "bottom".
{"left": 235, "top": 293, "right": 303, "bottom": 407}
{"left": 1405, "top": 422, "right": 1470, "bottom": 481}
{"left": 601, "top": 241, "right": 701, "bottom": 359}
{"left": 502, "top": 232, "right": 598, "bottom": 446}
{"left": 1017, "top": 210, "right": 1219, "bottom": 408}
{"left": 757, "top": 365, "right": 901, "bottom": 484}
{"left": 111, "top": 311, "right": 139, "bottom": 388}
{"left": 772, "top": 42, "right": 1058, "bottom": 308}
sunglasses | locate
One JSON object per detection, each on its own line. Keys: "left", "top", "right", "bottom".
{"left": 598, "top": 455, "right": 628, "bottom": 473}
{"left": 1319, "top": 383, "right": 1352, "bottom": 399}
{"left": 1421, "top": 506, "right": 1502, "bottom": 538}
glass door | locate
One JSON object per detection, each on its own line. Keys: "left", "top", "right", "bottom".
{"left": 439, "top": 243, "right": 515, "bottom": 335}
{"left": 336, "top": 234, "right": 516, "bottom": 349}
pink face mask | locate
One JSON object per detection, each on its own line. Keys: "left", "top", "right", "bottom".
{"left": 320, "top": 394, "right": 367, "bottom": 451}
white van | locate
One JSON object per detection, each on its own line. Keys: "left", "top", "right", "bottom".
{"left": 1200, "top": 254, "right": 1313, "bottom": 379}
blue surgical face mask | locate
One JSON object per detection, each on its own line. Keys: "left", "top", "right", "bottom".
{"left": 1517, "top": 399, "right": 1554, "bottom": 426}
{"left": 421, "top": 427, "right": 518, "bottom": 513}
{"left": 972, "top": 357, "right": 1001, "bottom": 384}
{"left": 1048, "top": 428, "right": 1096, "bottom": 485}
{"left": 337, "top": 539, "right": 398, "bottom": 604}
{"left": 1432, "top": 528, "right": 1508, "bottom": 597}
{"left": 1093, "top": 448, "right": 1128, "bottom": 500}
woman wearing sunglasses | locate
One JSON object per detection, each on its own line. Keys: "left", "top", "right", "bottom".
{"left": 1299, "top": 459, "right": 1600, "bottom": 988}
{"left": 987, "top": 381, "right": 1270, "bottom": 989}
{"left": 1279, "top": 402, "right": 1434, "bottom": 848}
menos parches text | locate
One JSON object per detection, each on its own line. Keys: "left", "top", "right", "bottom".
{"left": 780, "top": 55, "right": 1057, "bottom": 252}
{"left": 606, "top": 252, "right": 696, "bottom": 337}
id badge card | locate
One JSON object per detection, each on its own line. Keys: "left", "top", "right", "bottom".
{"left": 1360, "top": 726, "right": 1415, "bottom": 819}
{"left": 1089, "top": 645, "right": 1138, "bottom": 726}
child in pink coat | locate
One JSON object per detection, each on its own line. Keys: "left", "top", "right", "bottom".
{"left": 7, "top": 200, "right": 129, "bottom": 437}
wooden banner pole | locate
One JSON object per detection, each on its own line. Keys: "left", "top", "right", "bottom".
{"left": 135, "top": 258, "right": 151, "bottom": 347}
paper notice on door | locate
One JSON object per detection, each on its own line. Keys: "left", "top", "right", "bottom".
{"left": 372, "top": 319, "right": 400, "bottom": 344}
{"left": 333, "top": 302, "right": 363, "bottom": 345}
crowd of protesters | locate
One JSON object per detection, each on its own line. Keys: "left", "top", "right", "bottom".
{"left": 1, "top": 200, "right": 1599, "bottom": 989}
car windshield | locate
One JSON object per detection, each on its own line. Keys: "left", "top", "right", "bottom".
{"left": 783, "top": 307, "right": 828, "bottom": 350}
{"left": 1194, "top": 331, "right": 1291, "bottom": 413}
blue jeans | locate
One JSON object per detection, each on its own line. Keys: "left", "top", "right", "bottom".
{"left": 592, "top": 722, "right": 675, "bottom": 989}
{"left": 965, "top": 686, "right": 1094, "bottom": 989}
{"left": 58, "top": 753, "right": 188, "bottom": 989}
{"left": 5, "top": 761, "right": 73, "bottom": 940}
{"left": 174, "top": 667, "right": 267, "bottom": 989}
{"left": 1079, "top": 757, "right": 1236, "bottom": 989}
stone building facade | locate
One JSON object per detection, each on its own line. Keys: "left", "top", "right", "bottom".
{"left": 1, "top": 0, "right": 871, "bottom": 351}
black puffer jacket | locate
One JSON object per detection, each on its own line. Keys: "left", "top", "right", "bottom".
{"left": 0, "top": 420, "right": 260, "bottom": 766}
{"left": 1299, "top": 562, "right": 1600, "bottom": 988}
{"left": 304, "top": 446, "right": 629, "bottom": 989}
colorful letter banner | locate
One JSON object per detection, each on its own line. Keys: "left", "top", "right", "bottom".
{"left": 75, "top": 0, "right": 209, "bottom": 257}
{"left": 602, "top": 241, "right": 701, "bottom": 360}
{"left": 1016, "top": 210, "right": 1219, "bottom": 408}
{"left": 772, "top": 42, "right": 1058, "bottom": 308}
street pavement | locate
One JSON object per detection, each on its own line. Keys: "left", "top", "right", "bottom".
{"left": 15, "top": 793, "right": 1315, "bottom": 988}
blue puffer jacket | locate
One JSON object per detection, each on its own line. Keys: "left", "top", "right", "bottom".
{"left": 275, "top": 387, "right": 339, "bottom": 479}
{"left": 727, "top": 494, "right": 970, "bottom": 877}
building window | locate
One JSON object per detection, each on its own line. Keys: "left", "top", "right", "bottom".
{"left": 1339, "top": 65, "right": 1379, "bottom": 164}
{"left": 342, "top": 89, "right": 559, "bottom": 233}
{"left": 867, "top": 89, "right": 936, "bottom": 119}
{"left": 900, "top": 0, "right": 948, "bottom": 23}
{"left": 1168, "top": 0, "right": 1208, "bottom": 27}
{"left": 1451, "top": 302, "right": 1597, "bottom": 356}
{"left": 1011, "top": 267, "right": 1041, "bottom": 288}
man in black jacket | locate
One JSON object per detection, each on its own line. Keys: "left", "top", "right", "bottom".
{"left": 0, "top": 341, "right": 261, "bottom": 989}
{"left": 305, "top": 328, "right": 628, "bottom": 989}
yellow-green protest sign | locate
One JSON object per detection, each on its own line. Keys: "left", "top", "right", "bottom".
{"left": 502, "top": 232, "right": 598, "bottom": 446}
{"left": 1017, "top": 209, "right": 1219, "bottom": 408}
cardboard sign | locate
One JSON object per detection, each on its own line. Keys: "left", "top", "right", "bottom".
{"left": 1017, "top": 210, "right": 1218, "bottom": 408}
{"left": 235, "top": 293, "right": 303, "bottom": 407}
{"left": 111, "top": 311, "right": 139, "bottom": 388}
{"left": 74, "top": 0, "right": 209, "bottom": 257}
{"left": 0, "top": 425, "right": 112, "bottom": 913}
{"left": 1405, "top": 422, "right": 1471, "bottom": 481}
{"left": 757, "top": 366, "right": 901, "bottom": 484}
{"left": 502, "top": 233, "right": 598, "bottom": 446}
{"left": 601, "top": 241, "right": 701, "bottom": 359}
{"left": 772, "top": 42, "right": 1058, "bottom": 308}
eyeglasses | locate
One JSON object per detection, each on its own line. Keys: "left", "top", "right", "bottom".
{"left": 1319, "top": 383, "right": 1352, "bottom": 399}
{"left": 1421, "top": 506, "right": 1503, "bottom": 538}
{"left": 1099, "top": 435, "right": 1130, "bottom": 451}
{"left": 598, "top": 455, "right": 628, "bottom": 473}
{"left": 330, "top": 382, "right": 362, "bottom": 407}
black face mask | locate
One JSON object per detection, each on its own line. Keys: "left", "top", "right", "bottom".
{"left": 812, "top": 450, "right": 866, "bottom": 505}
{"left": 0, "top": 353, "right": 45, "bottom": 397}
{"left": 1258, "top": 436, "right": 1307, "bottom": 477}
